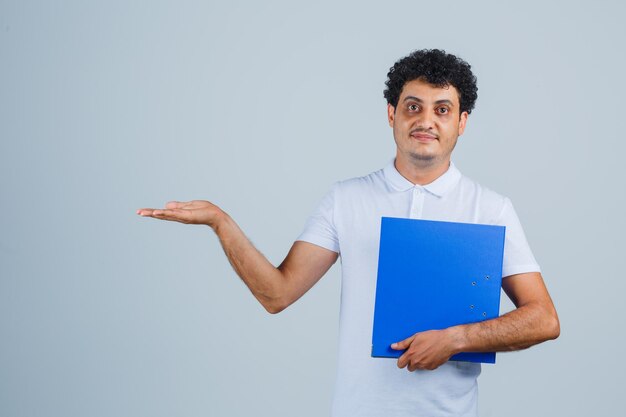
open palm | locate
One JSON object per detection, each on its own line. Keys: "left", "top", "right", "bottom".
{"left": 137, "top": 200, "right": 223, "bottom": 226}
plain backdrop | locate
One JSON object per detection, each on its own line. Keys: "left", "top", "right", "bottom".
{"left": 1, "top": 1, "right": 625, "bottom": 416}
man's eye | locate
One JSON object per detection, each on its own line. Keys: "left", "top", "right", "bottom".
{"left": 408, "top": 104, "right": 419, "bottom": 111}
{"left": 437, "top": 107, "right": 449, "bottom": 114}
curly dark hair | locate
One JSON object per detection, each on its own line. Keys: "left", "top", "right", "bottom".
{"left": 383, "top": 49, "right": 478, "bottom": 115}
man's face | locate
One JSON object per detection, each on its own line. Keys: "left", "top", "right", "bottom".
{"left": 388, "top": 78, "right": 468, "bottom": 166}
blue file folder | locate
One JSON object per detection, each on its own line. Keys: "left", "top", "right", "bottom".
{"left": 371, "top": 217, "right": 506, "bottom": 364}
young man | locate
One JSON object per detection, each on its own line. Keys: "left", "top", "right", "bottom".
{"left": 138, "top": 49, "right": 559, "bottom": 416}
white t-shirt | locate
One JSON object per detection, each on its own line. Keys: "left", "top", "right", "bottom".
{"left": 297, "top": 159, "right": 541, "bottom": 417}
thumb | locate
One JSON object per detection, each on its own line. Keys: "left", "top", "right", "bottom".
{"left": 165, "top": 201, "right": 187, "bottom": 209}
{"left": 391, "top": 334, "right": 415, "bottom": 350}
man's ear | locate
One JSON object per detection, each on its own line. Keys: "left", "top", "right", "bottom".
{"left": 387, "top": 103, "right": 396, "bottom": 127}
{"left": 458, "top": 111, "right": 468, "bottom": 136}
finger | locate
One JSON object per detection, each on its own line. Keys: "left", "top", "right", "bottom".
{"left": 137, "top": 207, "right": 180, "bottom": 216}
{"left": 165, "top": 201, "right": 191, "bottom": 209}
{"left": 408, "top": 362, "right": 419, "bottom": 372}
{"left": 152, "top": 208, "right": 193, "bottom": 223}
{"left": 137, "top": 208, "right": 156, "bottom": 216}
{"left": 187, "top": 200, "right": 214, "bottom": 209}
{"left": 391, "top": 335, "right": 415, "bottom": 350}
{"left": 397, "top": 352, "right": 408, "bottom": 369}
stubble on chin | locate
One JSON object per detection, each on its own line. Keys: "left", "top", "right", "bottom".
{"left": 407, "top": 150, "right": 439, "bottom": 167}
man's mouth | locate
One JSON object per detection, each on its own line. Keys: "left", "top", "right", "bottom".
{"left": 410, "top": 132, "right": 438, "bottom": 142}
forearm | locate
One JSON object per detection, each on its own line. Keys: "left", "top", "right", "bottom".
{"left": 449, "top": 301, "right": 560, "bottom": 354}
{"left": 393, "top": 272, "right": 559, "bottom": 370}
{"left": 138, "top": 201, "right": 334, "bottom": 314}
{"left": 212, "top": 212, "right": 286, "bottom": 313}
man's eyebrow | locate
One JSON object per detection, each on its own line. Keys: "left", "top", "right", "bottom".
{"left": 402, "top": 96, "right": 455, "bottom": 106}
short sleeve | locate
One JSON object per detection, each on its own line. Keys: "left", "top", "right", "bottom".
{"left": 296, "top": 182, "right": 340, "bottom": 254}
{"left": 497, "top": 197, "right": 541, "bottom": 277}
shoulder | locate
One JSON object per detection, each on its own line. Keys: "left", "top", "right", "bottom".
{"left": 334, "top": 167, "right": 386, "bottom": 194}
{"left": 456, "top": 172, "right": 511, "bottom": 224}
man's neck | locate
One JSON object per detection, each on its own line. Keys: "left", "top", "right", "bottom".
{"left": 394, "top": 155, "right": 451, "bottom": 186}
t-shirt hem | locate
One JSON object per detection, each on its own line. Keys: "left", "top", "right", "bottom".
{"left": 502, "top": 264, "right": 541, "bottom": 278}
{"left": 296, "top": 234, "right": 340, "bottom": 254}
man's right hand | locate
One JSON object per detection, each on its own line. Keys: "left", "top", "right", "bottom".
{"left": 137, "top": 200, "right": 225, "bottom": 228}
{"left": 136, "top": 200, "right": 338, "bottom": 313}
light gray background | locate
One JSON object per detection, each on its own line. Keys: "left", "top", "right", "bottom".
{"left": 1, "top": 1, "right": 624, "bottom": 416}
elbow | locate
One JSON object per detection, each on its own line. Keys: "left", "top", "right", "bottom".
{"left": 262, "top": 296, "right": 290, "bottom": 314}
{"left": 548, "top": 315, "right": 561, "bottom": 340}
{"left": 257, "top": 271, "right": 297, "bottom": 314}
{"left": 264, "top": 302, "right": 286, "bottom": 314}
{"left": 532, "top": 301, "right": 560, "bottom": 342}
{"left": 543, "top": 310, "right": 560, "bottom": 341}
{"left": 259, "top": 272, "right": 295, "bottom": 314}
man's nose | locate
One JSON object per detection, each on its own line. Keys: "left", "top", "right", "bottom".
{"left": 415, "top": 109, "right": 435, "bottom": 130}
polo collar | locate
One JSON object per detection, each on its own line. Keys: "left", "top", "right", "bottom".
{"left": 383, "top": 158, "right": 462, "bottom": 197}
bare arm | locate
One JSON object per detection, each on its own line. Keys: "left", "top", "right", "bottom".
{"left": 137, "top": 200, "right": 338, "bottom": 313}
{"left": 392, "top": 272, "right": 560, "bottom": 371}
{"left": 452, "top": 272, "right": 560, "bottom": 352}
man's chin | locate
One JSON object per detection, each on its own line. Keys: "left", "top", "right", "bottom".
{"left": 408, "top": 152, "right": 437, "bottom": 162}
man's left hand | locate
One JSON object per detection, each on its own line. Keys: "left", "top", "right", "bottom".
{"left": 391, "top": 328, "right": 461, "bottom": 371}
